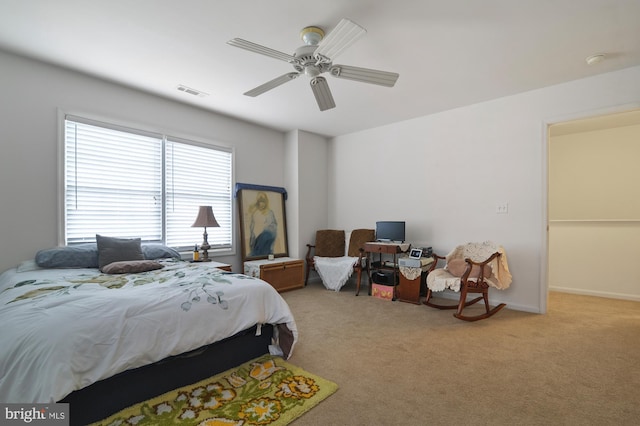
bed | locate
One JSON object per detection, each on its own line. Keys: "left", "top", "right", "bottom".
{"left": 0, "top": 244, "right": 298, "bottom": 425}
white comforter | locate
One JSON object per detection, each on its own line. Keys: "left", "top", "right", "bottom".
{"left": 0, "top": 259, "right": 297, "bottom": 403}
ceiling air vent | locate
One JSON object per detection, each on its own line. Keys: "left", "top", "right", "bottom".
{"left": 176, "top": 84, "right": 209, "bottom": 97}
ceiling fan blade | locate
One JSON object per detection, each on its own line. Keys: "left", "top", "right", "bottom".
{"left": 330, "top": 65, "right": 399, "bottom": 87}
{"left": 310, "top": 77, "right": 336, "bottom": 111}
{"left": 243, "top": 72, "right": 300, "bottom": 97}
{"left": 313, "top": 18, "right": 366, "bottom": 63}
{"left": 227, "top": 38, "right": 297, "bottom": 63}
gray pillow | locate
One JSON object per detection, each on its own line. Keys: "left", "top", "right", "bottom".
{"left": 142, "top": 244, "right": 181, "bottom": 260}
{"left": 101, "top": 260, "right": 164, "bottom": 274}
{"left": 35, "top": 243, "right": 99, "bottom": 268}
{"left": 96, "top": 235, "right": 144, "bottom": 271}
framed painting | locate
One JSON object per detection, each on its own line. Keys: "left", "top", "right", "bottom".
{"left": 235, "top": 183, "right": 289, "bottom": 261}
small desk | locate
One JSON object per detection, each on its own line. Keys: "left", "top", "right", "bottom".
{"left": 361, "top": 242, "right": 410, "bottom": 296}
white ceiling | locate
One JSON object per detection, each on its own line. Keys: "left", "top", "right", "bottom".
{"left": 1, "top": 0, "right": 639, "bottom": 137}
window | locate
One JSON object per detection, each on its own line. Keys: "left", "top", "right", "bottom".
{"left": 63, "top": 115, "right": 233, "bottom": 250}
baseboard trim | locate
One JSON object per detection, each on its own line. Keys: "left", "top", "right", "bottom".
{"left": 550, "top": 286, "right": 640, "bottom": 302}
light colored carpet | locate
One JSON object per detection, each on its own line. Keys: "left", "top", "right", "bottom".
{"left": 281, "top": 280, "right": 640, "bottom": 425}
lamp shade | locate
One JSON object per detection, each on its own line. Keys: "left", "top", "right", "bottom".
{"left": 191, "top": 206, "right": 220, "bottom": 228}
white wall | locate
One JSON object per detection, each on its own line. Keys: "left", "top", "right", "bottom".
{"left": 0, "top": 50, "right": 286, "bottom": 274}
{"left": 284, "top": 131, "right": 300, "bottom": 258}
{"left": 549, "top": 222, "right": 640, "bottom": 300}
{"left": 297, "top": 131, "right": 330, "bottom": 248}
{"left": 549, "top": 124, "right": 640, "bottom": 220}
{"left": 285, "top": 130, "right": 330, "bottom": 260}
{"left": 329, "top": 65, "right": 640, "bottom": 313}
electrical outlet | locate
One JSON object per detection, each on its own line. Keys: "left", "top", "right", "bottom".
{"left": 496, "top": 203, "right": 509, "bottom": 214}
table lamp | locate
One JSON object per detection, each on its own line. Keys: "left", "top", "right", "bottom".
{"left": 191, "top": 206, "right": 220, "bottom": 261}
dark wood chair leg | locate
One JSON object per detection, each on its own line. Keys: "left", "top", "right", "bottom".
{"left": 453, "top": 287, "right": 506, "bottom": 321}
{"left": 483, "top": 291, "right": 491, "bottom": 312}
{"left": 304, "top": 243, "right": 314, "bottom": 287}
{"left": 456, "top": 286, "right": 469, "bottom": 317}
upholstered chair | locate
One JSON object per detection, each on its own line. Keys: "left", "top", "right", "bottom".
{"left": 305, "top": 229, "right": 375, "bottom": 292}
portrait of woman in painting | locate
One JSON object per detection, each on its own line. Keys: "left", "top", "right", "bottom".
{"left": 237, "top": 184, "right": 289, "bottom": 260}
{"left": 248, "top": 191, "right": 278, "bottom": 256}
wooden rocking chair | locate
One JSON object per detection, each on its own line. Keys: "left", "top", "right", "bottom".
{"left": 424, "top": 241, "right": 512, "bottom": 321}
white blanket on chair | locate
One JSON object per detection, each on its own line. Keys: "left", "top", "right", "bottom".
{"left": 314, "top": 256, "right": 358, "bottom": 291}
{"left": 427, "top": 241, "right": 512, "bottom": 292}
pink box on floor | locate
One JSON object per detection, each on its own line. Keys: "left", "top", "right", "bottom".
{"left": 372, "top": 284, "right": 394, "bottom": 300}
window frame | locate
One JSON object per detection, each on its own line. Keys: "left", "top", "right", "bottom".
{"left": 57, "top": 110, "right": 237, "bottom": 257}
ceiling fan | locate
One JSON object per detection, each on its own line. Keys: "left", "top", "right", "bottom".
{"left": 227, "top": 18, "right": 399, "bottom": 111}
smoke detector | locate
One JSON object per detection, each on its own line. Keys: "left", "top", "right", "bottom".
{"left": 585, "top": 54, "right": 605, "bottom": 65}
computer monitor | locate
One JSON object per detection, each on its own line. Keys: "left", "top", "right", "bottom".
{"left": 375, "top": 221, "right": 405, "bottom": 242}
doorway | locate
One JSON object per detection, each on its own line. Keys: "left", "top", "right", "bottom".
{"left": 547, "top": 109, "right": 640, "bottom": 303}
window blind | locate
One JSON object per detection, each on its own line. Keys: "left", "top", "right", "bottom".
{"left": 165, "top": 138, "right": 232, "bottom": 248}
{"left": 64, "top": 116, "right": 233, "bottom": 250}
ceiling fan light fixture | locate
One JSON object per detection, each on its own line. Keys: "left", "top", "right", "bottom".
{"left": 228, "top": 17, "right": 399, "bottom": 110}
{"left": 304, "top": 65, "right": 321, "bottom": 77}
{"left": 300, "top": 26, "right": 324, "bottom": 46}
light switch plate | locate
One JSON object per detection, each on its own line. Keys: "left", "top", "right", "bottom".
{"left": 496, "top": 203, "right": 509, "bottom": 214}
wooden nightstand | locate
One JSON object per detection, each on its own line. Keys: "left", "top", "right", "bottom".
{"left": 191, "top": 260, "right": 232, "bottom": 272}
{"left": 243, "top": 257, "right": 304, "bottom": 292}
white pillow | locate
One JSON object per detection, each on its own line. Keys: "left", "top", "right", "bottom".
{"left": 16, "top": 259, "right": 43, "bottom": 273}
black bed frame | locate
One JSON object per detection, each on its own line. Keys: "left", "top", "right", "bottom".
{"left": 60, "top": 323, "right": 274, "bottom": 425}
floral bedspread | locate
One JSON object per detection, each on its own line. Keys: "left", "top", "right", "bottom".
{"left": 0, "top": 259, "right": 297, "bottom": 404}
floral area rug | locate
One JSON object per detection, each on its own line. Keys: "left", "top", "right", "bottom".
{"left": 92, "top": 355, "right": 338, "bottom": 426}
